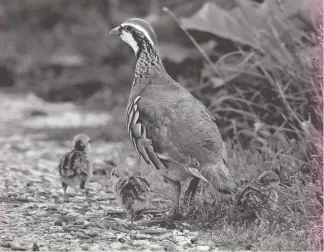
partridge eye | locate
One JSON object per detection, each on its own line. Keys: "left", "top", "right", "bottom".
{"left": 124, "top": 25, "right": 133, "bottom": 32}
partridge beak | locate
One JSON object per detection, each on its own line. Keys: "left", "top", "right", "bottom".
{"left": 109, "top": 26, "right": 121, "bottom": 35}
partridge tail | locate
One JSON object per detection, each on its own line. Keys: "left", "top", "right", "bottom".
{"left": 201, "top": 161, "right": 236, "bottom": 194}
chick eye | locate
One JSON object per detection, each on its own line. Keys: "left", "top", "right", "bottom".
{"left": 124, "top": 25, "right": 133, "bottom": 32}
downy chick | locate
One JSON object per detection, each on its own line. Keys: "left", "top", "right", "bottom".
{"left": 110, "top": 166, "right": 151, "bottom": 223}
{"left": 58, "top": 134, "right": 92, "bottom": 202}
{"left": 235, "top": 171, "right": 280, "bottom": 222}
{"left": 257, "top": 171, "right": 280, "bottom": 210}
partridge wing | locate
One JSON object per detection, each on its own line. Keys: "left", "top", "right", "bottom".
{"left": 59, "top": 150, "right": 89, "bottom": 178}
{"left": 126, "top": 93, "right": 207, "bottom": 182}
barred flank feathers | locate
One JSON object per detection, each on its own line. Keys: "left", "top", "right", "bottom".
{"left": 116, "top": 176, "right": 150, "bottom": 205}
{"left": 59, "top": 150, "right": 88, "bottom": 178}
{"left": 200, "top": 161, "right": 236, "bottom": 194}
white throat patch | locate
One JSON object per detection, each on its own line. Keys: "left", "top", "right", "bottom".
{"left": 120, "top": 22, "right": 155, "bottom": 54}
{"left": 120, "top": 31, "right": 139, "bottom": 54}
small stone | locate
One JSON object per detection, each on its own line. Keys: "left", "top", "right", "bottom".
{"left": 172, "top": 235, "right": 187, "bottom": 243}
{"left": 83, "top": 220, "right": 91, "bottom": 227}
{"left": 32, "top": 242, "right": 40, "bottom": 251}
{"left": 26, "top": 181, "right": 33, "bottom": 186}
{"left": 148, "top": 244, "right": 163, "bottom": 251}
{"left": 132, "top": 240, "right": 154, "bottom": 249}
{"left": 194, "top": 245, "right": 210, "bottom": 251}
{"left": 71, "top": 231, "right": 91, "bottom": 239}
{"left": 117, "top": 237, "right": 126, "bottom": 243}
{"left": 85, "top": 230, "right": 99, "bottom": 238}
{"left": 49, "top": 226, "right": 63, "bottom": 233}
{"left": 81, "top": 244, "right": 90, "bottom": 251}
{"left": 26, "top": 186, "right": 36, "bottom": 193}
{"left": 190, "top": 237, "right": 198, "bottom": 244}
{"left": 66, "top": 212, "right": 81, "bottom": 219}
{"left": 54, "top": 219, "right": 63, "bottom": 226}
{"left": 10, "top": 241, "right": 26, "bottom": 251}
{"left": 73, "top": 217, "right": 85, "bottom": 225}
{"left": 130, "top": 233, "right": 151, "bottom": 240}
{"left": 110, "top": 242, "right": 126, "bottom": 250}
{"left": 157, "top": 233, "right": 173, "bottom": 241}
{"left": 8, "top": 192, "right": 18, "bottom": 197}
{"left": 88, "top": 244, "right": 101, "bottom": 251}
{"left": 0, "top": 242, "right": 10, "bottom": 248}
{"left": 163, "top": 243, "right": 176, "bottom": 251}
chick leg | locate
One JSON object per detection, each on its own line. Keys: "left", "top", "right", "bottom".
{"left": 80, "top": 180, "right": 91, "bottom": 203}
{"left": 62, "top": 182, "right": 69, "bottom": 202}
{"left": 80, "top": 180, "right": 86, "bottom": 190}
{"left": 184, "top": 177, "right": 200, "bottom": 205}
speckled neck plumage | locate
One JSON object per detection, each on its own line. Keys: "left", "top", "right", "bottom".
{"left": 133, "top": 40, "right": 164, "bottom": 88}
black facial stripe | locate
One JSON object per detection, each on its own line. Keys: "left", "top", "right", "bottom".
{"left": 75, "top": 140, "right": 85, "bottom": 151}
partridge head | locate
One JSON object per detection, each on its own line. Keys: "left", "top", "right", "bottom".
{"left": 110, "top": 18, "right": 158, "bottom": 54}
{"left": 235, "top": 171, "right": 280, "bottom": 222}
{"left": 58, "top": 134, "right": 93, "bottom": 202}
{"left": 258, "top": 171, "right": 280, "bottom": 188}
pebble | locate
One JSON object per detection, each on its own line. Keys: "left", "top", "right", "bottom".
{"left": 148, "top": 244, "right": 164, "bottom": 251}
{"left": 71, "top": 231, "right": 91, "bottom": 239}
{"left": 117, "top": 237, "right": 127, "bottom": 243}
{"left": 132, "top": 240, "right": 151, "bottom": 247}
{"left": 32, "top": 242, "right": 40, "bottom": 251}
{"left": 73, "top": 217, "right": 85, "bottom": 225}
{"left": 49, "top": 226, "right": 63, "bottom": 233}
{"left": 81, "top": 244, "right": 90, "bottom": 251}
{"left": 0, "top": 242, "right": 10, "bottom": 248}
{"left": 10, "top": 241, "right": 26, "bottom": 251}
{"left": 83, "top": 220, "right": 92, "bottom": 227}
{"left": 84, "top": 229, "right": 99, "bottom": 237}
{"left": 88, "top": 244, "right": 101, "bottom": 251}
{"left": 110, "top": 242, "right": 127, "bottom": 250}
{"left": 172, "top": 235, "right": 188, "bottom": 243}
{"left": 194, "top": 245, "right": 211, "bottom": 251}
{"left": 190, "top": 237, "right": 198, "bottom": 244}
{"left": 26, "top": 186, "right": 36, "bottom": 193}
{"left": 66, "top": 212, "right": 81, "bottom": 219}
{"left": 162, "top": 243, "right": 176, "bottom": 251}
{"left": 26, "top": 181, "right": 33, "bottom": 186}
{"left": 54, "top": 219, "right": 63, "bottom": 226}
{"left": 156, "top": 233, "right": 173, "bottom": 241}
{"left": 8, "top": 192, "right": 18, "bottom": 197}
{"left": 130, "top": 233, "right": 151, "bottom": 240}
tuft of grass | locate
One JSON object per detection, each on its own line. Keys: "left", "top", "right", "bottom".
{"left": 180, "top": 141, "right": 321, "bottom": 251}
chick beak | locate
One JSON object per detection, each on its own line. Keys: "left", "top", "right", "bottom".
{"left": 110, "top": 26, "right": 121, "bottom": 35}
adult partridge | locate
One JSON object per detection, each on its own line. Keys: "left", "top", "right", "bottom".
{"left": 58, "top": 134, "right": 93, "bottom": 202}
{"left": 110, "top": 18, "right": 236, "bottom": 218}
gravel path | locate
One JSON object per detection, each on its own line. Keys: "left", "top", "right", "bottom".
{"left": 0, "top": 93, "right": 215, "bottom": 251}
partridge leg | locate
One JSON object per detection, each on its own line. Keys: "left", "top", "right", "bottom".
{"left": 166, "top": 179, "right": 182, "bottom": 220}
{"left": 184, "top": 177, "right": 200, "bottom": 205}
{"left": 150, "top": 178, "right": 182, "bottom": 222}
{"left": 62, "top": 182, "right": 69, "bottom": 202}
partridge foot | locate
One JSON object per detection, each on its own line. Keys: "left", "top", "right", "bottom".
{"left": 63, "top": 194, "right": 70, "bottom": 203}
{"left": 184, "top": 177, "right": 200, "bottom": 205}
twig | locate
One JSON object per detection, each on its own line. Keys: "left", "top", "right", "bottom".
{"left": 0, "top": 197, "right": 37, "bottom": 203}
{"left": 162, "top": 7, "right": 220, "bottom": 77}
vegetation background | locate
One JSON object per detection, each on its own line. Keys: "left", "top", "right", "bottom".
{"left": 0, "top": 0, "right": 322, "bottom": 251}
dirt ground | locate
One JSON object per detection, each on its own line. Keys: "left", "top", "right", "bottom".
{"left": 0, "top": 92, "right": 217, "bottom": 251}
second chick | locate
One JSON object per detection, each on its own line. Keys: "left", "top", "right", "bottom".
{"left": 58, "top": 134, "right": 93, "bottom": 202}
{"left": 110, "top": 166, "right": 151, "bottom": 223}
